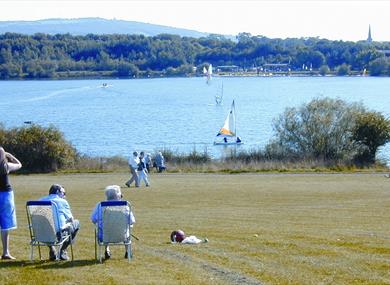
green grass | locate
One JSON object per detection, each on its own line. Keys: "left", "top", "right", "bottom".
{"left": 1, "top": 172, "right": 390, "bottom": 284}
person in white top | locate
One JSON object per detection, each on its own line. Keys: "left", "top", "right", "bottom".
{"left": 125, "top": 151, "right": 140, "bottom": 187}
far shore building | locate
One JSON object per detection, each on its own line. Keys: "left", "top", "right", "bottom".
{"left": 262, "top": 63, "right": 290, "bottom": 73}
{"left": 378, "top": 50, "right": 390, "bottom": 57}
{"left": 216, "top": 65, "right": 240, "bottom": 73}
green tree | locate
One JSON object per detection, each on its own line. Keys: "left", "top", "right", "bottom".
{"left": 352, "top": 112, "right": 390, "bottom": 164}
{"left": 268, "top": 97, "right": 363, "bottom": 160}
{"left": 0, "top": 63, "right": 22, "bottom": 78}
{"left": 116, "top": 62, "right": 139, "bottom": 77}
{"left": 336, "top": 64, "right": 350, "bottom": 76}
{"left": 319, "top": 65, "right": 330, "bottom": 76}
{"left": 369, "top": 57, "right": 389, "bottom": 76}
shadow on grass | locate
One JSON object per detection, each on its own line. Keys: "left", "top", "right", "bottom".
{"left": 0, "top": 259, "right": 98, "bottom": 268}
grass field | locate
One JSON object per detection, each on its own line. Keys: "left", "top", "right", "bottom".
{"left": 0, "top": 172, "right": 389, "bottom": 285}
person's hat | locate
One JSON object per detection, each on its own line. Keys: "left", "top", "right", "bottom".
{"left": 170, "top": 230, "right": 186, "bottom": 243}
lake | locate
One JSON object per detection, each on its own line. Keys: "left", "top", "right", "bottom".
{"left": 1, "top": 76, "right": 389, "bottom": 163}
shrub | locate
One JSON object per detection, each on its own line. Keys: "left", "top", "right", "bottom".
{"left": 336, "top": 64, "right": 351, "bottom": 76}
{"left": 352, "top": 111, "right": 390, "bottom": 164}
{"left": 0, "top": 124, "right": 77, "bottom": 172}
{"left": 319, "top": 65, "right": 330, "bottom": 76}
{"left": 268, "top": 97, "right": 364, "bottom": 161}
{"left": 224, "top": 148, "right": 268, "bottom": 163}
{"left": 369, "top": 57, "right": 389, "bottom": 76}
{"left": 160, "top": 148, "right": 211, "bottom": 164}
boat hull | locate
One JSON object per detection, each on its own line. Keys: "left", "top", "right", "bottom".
{"left": 214, "top": 142, "right": 243, "bottom": 146}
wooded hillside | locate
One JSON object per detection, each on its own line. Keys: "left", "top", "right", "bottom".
{"left": 1, "top": 32, "right": 390, "bottom": 79}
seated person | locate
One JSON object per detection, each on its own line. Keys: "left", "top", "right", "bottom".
{"left": 91, "top": 185, "right": 135, "bottom": 259}
{"left": 40, "top": 184, "right": 80, "bottom": 261}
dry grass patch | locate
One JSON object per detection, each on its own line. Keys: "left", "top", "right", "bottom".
{"left": 0, "top": 173, "right": 389, "bottom": 284}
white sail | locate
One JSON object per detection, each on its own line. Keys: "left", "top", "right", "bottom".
{"left": 214, "top": 100, "right": 242, "bottom": 145}
{"left": 203, "top": 63, "right": 213, "bottom": 84}
{"left": 215, "top": 82, "right": 223, "bottom": 105}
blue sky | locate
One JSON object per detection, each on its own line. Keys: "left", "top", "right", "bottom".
{"left": 1, "top": 0, "right": 389, "bottom": 41}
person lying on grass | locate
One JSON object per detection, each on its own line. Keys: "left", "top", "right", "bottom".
{"left": 170, "top": 229, "right": 208, "bottom": 244}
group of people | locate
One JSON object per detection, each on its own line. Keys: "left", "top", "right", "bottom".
{"left": 125, "top": 151, "right": 166, "bottom": 188}
{"left": 0, "top": 146, "right": 135, "bottom": 261}
{"left": 42, "top": 183, "right": 135, "bottom": 261}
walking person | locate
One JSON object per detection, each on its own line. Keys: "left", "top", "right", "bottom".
{"left": 0, "top": 147, "right": 22, "bottom": 260}
{"left": 137, "top": 152, "right": 150, "bottom": 187}
{"left": 125, "top": 151, "right": 140, "bottom": 188}
{"left": 144, "top": 153, "right": 152, "bottom": 173}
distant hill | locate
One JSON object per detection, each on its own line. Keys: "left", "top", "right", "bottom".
{"left": 0, "top": 17, "right": 212, "bottom": 38}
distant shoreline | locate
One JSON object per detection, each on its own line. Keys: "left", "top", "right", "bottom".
{"left": 0, "top": 72, "right": 377, "bottom": 81}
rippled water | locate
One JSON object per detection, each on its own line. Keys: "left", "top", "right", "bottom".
{"left": 1, "top": 76, "right": 389, "bottom": 162}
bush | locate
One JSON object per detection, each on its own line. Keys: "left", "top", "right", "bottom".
{"left": 160, "top": 148, "right": 211, "bottom": 164}
{"left": 352, "top": 111, "right": 390, "bottom": 164}
{"left": 336, "top": 64, "right": 351, "bottom": 76}
{"left": 224, "top": 148, "right": 268, "bottom": 163}
{"left": 0, "top": 124, "right": 77, "bottom": 172}
{"left": 268, "top": 97, "right": 364, "bottom": 161}
{"left": 319, "top": 65, "right": 330, "bottom": 76}
{"left": 369, "top": 57, "right": 389, "bottom": 76}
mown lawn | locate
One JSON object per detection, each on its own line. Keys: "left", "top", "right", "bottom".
{"left": 1, "top": 173, "right": 389, "bottom": 285}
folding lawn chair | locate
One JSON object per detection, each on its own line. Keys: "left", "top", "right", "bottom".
{"left": 26, "top": 200, "right": 74, "bottom": 261}
{"left": 95, "top": 200, "right": 133, "bottom": 263}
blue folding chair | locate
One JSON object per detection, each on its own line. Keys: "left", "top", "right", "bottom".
{"left": 26, "top": 200, "right": 74, "bottom": 261}
{"left": 94, "top": 200, "right": 133, "bottom": 262}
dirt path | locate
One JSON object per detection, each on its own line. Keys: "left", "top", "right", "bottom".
{"left": 140, "top": 244, "right": 264, "bottom": 285}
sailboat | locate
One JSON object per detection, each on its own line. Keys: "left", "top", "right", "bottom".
{"left": 214, "top": 100, "right": 242, "bottom": 145}
{"left": 215, "top": 82, "right": 223, "bottom": 105}
{"left": 203, "top": 64, "right": 213, "bottom": 84}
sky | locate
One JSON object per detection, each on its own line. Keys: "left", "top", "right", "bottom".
{"left": 1, "top": 0, "right": 390, "bottom": 42}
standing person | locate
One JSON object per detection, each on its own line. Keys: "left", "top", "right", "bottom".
{"left": 144, "top": 153, "right": 152, "bottom": 173}
{"left": 0, "top": 147, "right": 22, "bottom": 260}
{"left": 155, "top": 151, "right": 166, "bottom": 173}
{"left": 91, "top": 185, "right": 135, "bottom": 259}
{"left": 137, "top": 152, "right": 150, "bottom": 187}
{"left": 40, "top": 184, "right": 80, "bottom": 260}
{"left": 125, "top": 151, "right": 140, "bottom": 188}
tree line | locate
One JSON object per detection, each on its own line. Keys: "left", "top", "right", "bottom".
{"left": 1, "top": 32, "right": 390, "bottom": 79}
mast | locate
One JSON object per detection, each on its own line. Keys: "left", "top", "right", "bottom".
{"left": 232, "top": 100, "right": 236, "bottom": 137}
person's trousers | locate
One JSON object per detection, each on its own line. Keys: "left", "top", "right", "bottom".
{"left": 138, "top": 170, "right": 150, "bottom": 186}
{"left": 61, "top": 219, "right": 80, "bottom": 251}
{"left": 126, "top": 166, "right": 139, "bottom": 187}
